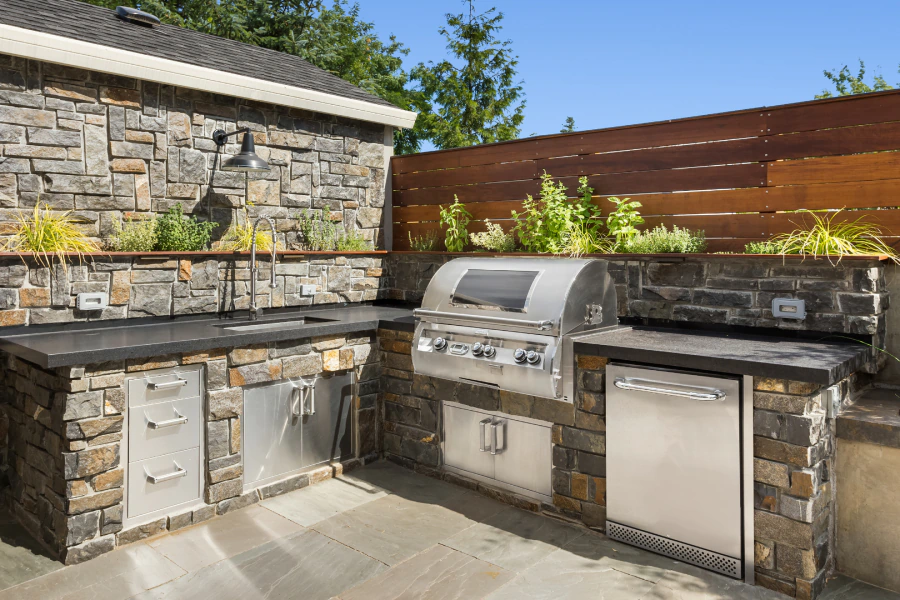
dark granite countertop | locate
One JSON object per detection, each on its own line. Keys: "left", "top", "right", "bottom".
{"left": 837, "top": 388, "right": 900, "bottom": 449}
{"left": 0, "top": 304, "right": 415, "bottom": 368}
{"left": 573, "top": 326, "right": 870, "bottom": 385}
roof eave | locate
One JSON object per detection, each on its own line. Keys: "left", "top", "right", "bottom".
{"left": 0, "top": 23, "right": 418, "bottom": 129}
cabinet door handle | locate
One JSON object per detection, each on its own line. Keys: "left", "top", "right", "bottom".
{"left": 146, "top": 461, "right": 187, "bottom": 484}
{"left": 479, "top": 418, "right": 492, "bottom": 452}
{"left": 147, "top": 410, "right": 188, "bottom": 429}
{"left": 306, "top": 385, "right": 316, "bottom": 416}
{"left": 490, "top": 423, "right": 500, "bottom": 455}
{"left": 291, "top": 386, "right": 302, "bottom": 418}
{"left": 148, "top": 378, "right": 187, "bottom": 390}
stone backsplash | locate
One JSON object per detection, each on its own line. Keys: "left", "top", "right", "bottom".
{"left": 0, "top": 254, "right": 384, "bottom": 326}
{"left": 385, "top": 253, "right": 888, "bottom": 366}
{"left": 0, "top": 329, "right": 379, "bottom": 564}
{"left": 0, "top": 54, "right": 389, "bottom": 247}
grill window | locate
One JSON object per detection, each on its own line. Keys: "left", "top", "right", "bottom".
{"left": 451, "top": 269, "right": 539, "bottom": 312}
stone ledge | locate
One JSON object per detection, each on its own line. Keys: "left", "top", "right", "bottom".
{"left": 836, "top": 388, "right": 900, "bottom": 449}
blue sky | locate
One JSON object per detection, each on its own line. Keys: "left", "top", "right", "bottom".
{"left": 361, "top": 0, "right": 900, "bottom": 144}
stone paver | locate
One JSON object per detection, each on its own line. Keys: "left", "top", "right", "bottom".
{"left": 0, "top": 461, "right": 895, "bottom": 600}
{"left": 0, "top": 512, "right": 62, "bottom": 592}
{"left": 261, "top": 472, "right": 389, "bottom": 526}
{"left": 146, "top": 504, "right": 304, "bottom": 572}
{"left": 338, "top": 544, "right": 515, "bottom": 600}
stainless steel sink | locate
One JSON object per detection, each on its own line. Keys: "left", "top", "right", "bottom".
{"left": 216, "top": 316, "right": 336, "bottom": 333}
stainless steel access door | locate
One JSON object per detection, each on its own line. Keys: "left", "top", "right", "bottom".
{"left": 243, "top": 373, "right": 353, "bottom": 490}
{"left": 606, "top": 363, "right": 742, "bottom": 562}
{"left": 302, "top": 374, "right": 353, "bottom": 469}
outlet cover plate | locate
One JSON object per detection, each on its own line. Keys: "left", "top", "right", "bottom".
{"left": 300, "top": 284, "right": 316, "bottom": 296}
{"left": 772, "top": 298, "right": 806, "bottom": 319}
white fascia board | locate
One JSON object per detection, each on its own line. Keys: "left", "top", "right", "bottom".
{"left": 0, "top": 24, "right": 418, "bottom": 129}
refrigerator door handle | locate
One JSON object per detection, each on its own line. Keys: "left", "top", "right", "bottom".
{"left": 479, "top": 418, "right": 492, "bottom": 452}
{"left": 613, "top": 377, "right": 726, "bottom": 401}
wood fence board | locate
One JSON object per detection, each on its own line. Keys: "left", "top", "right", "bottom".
{"left": 535, "top": 138, "right": 764, "bottom": 178}
{"left": 767, "top": 151, "right": 900, "bottom": 186}
{"left": 766, "top": 92, "right": 900, "bottom": 135}
{"left": 392, "top": 159, "right": 537, "bottom": 191}
{"left": 643, "top": 209, "right": 900, "bottom": 238}
{"left": 394, "top": 163, "right": 767, "bottom": 207}
{"left": 765, "top": 121, "right": 900, "bottom": 161}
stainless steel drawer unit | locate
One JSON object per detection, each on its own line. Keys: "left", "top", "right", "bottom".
{"left": 606, "top": 363, "right": 753, "bottom": 582}
{"left": 413, "top": 257, "right": 617, "bottom": 403}
{"left": 125, "top": 366, "right": 203, "bottom": 526}
{"left": 442, "top": 401, "right": 551, "bottom": 502}
{"left": 243, "top": 372, "right": 354, "bottom": 490}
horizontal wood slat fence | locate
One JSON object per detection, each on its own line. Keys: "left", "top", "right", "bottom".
{"left": 390, "top": 91, "right": 900, "bottom": 252}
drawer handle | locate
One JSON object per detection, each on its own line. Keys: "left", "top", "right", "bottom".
{"left": 145, "top": 461, "right": 187, "bottom": 484}
{"left": 148, "top": 378, "right": 187, "bottom": 390}
{"left": 613, "top": 377, "right": 727, "bottom": 401}
{"left": 147, "top": 410, "right": 188, "bottom": 429}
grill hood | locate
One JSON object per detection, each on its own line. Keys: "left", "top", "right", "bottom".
{"left": 413, "top": 257, "right": 618, "bottom": 402}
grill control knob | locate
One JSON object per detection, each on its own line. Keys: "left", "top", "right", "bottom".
{"left": 483, "top": 344, "right": 496, "bottom": 358}
{"left": 526, "top": 351, "right": 541, "bottom": 365}
{"left": 433, "top": 337, "right": 447, "bottom": 351}
{"left": 513, "top": 348, "right": 527, "bottom": 363}
{"left": 472, "top": 343, "right": 484, "bottom": 356}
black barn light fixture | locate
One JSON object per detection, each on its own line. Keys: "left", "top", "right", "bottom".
{"left": 212, "top": 129, "right": 270, "bottom": 172}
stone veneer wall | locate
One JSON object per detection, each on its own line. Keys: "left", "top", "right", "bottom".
{"left": 0, "top": 330, "right": 379, "bottom": 564}
{"left": 379, "top": 333, "right": 855, "bottom": 600}
{"left": 384, "top": 254, "right": 887, "bottom": 371}
{"left": 0, "top": 54, "right": 389, "bottom": 246}
{"left": 0, "top": 254, "right": 384, "bottom": 326}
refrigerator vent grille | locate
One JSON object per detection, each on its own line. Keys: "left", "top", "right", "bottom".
{"left": 606, "top": 521, "right": 741, "bottom": 579}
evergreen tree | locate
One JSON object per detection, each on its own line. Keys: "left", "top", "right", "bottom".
{"left": 560, "top": 116, "right": 575, "bottom": 133}
{"left": 410, "top": 3, "right": 525, "bottom": 149}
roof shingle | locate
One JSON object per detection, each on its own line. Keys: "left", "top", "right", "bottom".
{"left": 0, "top": 0, "right": 398, "bottom": 110}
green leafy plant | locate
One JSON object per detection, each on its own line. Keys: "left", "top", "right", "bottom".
{"left": 154, "top": 203, "right": 216, "bottom": 251}
{"left": 109, "top": 215, "right": 157, "bottom": 252}
{"left": 408, "top": 230, "right": 440, "bottom": 251}
{"left": 511, "top": 174, "right": 602, "bottom": 254}
{"left": 335, "top": 229, "right": 370, "bottom": 251}
{"left": 763, "top": 209, "right": 898, "bottom": 264}
{"left": 744, "top": 240, "right": 784, "bottom": 255}
{"left": 2, "top": 203, "right": 99, "bottom": 266}
{"left": 605, "top": 197, "right": 644, "bottom": 246}
{"left": 297, "top": 210, "right": 336, "bottom": 251}
{"left": 439, "top": 196, "right": 472, "bottom": 252}
{"left": 618, "top": 225, "right": 707, "bottom": 254}
{"left": 470, "top": 219, "right": 516, "bottom": 252}
{"left": 296, "top": 210, "right": 340, "bottom": 251}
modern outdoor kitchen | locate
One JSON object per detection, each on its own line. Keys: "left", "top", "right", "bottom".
{"left": 1, "top": 2, "right": 900, "bottom": 600}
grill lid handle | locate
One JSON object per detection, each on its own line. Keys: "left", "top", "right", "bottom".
{"left": 413, "top": 308, "right": 553, "bottom": 331}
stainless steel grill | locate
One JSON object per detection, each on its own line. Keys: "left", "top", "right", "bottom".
{"left": 412, "top": 257, "right": 618, "bottom": 402}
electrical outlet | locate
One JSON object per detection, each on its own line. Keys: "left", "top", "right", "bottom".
{"left": 300, "top": 284, "right": 317, "bottom": 295}
{"left": 824, "top": 385, "right": 841, "bottom": 418}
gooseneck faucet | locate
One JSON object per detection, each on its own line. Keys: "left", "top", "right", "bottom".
{"left": 249, "top": 215, "right": 277, "bottom": 321}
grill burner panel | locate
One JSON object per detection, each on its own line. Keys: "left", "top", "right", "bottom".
{"left": 413, "top": 258, "right": 618, "bottom": 402}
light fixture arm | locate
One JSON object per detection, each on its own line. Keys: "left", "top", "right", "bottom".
{"left": 212, "top": 128, "right": 250, "bottom": 147}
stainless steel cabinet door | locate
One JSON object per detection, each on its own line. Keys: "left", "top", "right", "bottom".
{"left": 301, "top": 373, "right": 353, "bottom": 469}
{"left": 243, "top": 380, "right": 304, "bottom": 488}
{"left": 607, "top": 364, "right": 742, "bottom": 558}
{"left": 492, "top": 416, "right": 551, "bottom": 496}
{"left": 443, "top": 403, "right": 494, "bottom": 479}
